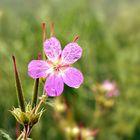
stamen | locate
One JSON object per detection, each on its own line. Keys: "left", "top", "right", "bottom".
{"left": 42, "top": 22, "right": 46, "bottom": 41}
{"left": 73, "top": 35, "right": 79, "bottom": 42}
{"left": 50, "top": 22, "right": 54, "bottom": 37}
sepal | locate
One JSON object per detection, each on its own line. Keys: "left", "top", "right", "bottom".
{"left": 10, "top": 104, "right": 45, "bottom": 126}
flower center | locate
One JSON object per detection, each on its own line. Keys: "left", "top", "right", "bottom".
{"left": 53, "top": 62, "right": 69, "bottom": 73}
{"left": 53, "top": 64, "right": 60, "bottom": 72}
{"left": 48, "top": 59, "right": 70, "bottom": 74}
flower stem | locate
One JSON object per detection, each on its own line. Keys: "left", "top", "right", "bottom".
{"left": 34, "top": 99, "right": 44, "bottom": 114}
{"left": 17, "top": 132, "right": 23, "bottom": 140}
{"left": 42, "top": 22, "right": 46, "bottom": 60}
{"left": 31, "top": 78, "right": 39, "bottom": 108}
{"left": 73, "top": 35, "right": 79, "bottom": 42}
{"left": 35, "top": 94, "right": 47, "bottom": 114}
{"left": 31, "top": 53, "right": 41, "bottom": 108}
{"left": 50, "top": 22, "right": 54, "bottom": 37}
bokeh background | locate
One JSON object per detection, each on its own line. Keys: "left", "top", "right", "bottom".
{"left": 0, "top": 0, "right": 140, "bottom": 140}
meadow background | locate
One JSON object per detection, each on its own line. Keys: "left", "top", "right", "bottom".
{"left": 0, "top": 0, "right": 140, "bottom": 140}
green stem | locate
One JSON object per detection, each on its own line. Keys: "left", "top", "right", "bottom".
{"left": 35, "top": 99, "right": 44, "bottom": 114}
{"left": 34, "top": 93, "right": 47, "bottom": 114}
{"left": 31, "top": 78, "right": 39, "bottom": 108}
{"left": 17, "top": 132, "right": 23, "bottom": 140}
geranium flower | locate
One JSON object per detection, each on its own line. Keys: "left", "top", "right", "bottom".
{"left": 102, "top": 80, "right": 119, "bottom": 97}
{"left": 28, "top": 37, "right": 84, "bottom": 96}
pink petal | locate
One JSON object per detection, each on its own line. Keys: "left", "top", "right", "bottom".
{"left": 62, "top": 43, "right": 82, "bottom": 64}
{"left": 44, "top": 74, "right": 64, "bottom": 96}
{"left": 44, "top": 37, "right": 61, "bottom": 61}
{"left": 28, "top": 60, "right": 49, "bottom": 79}
{"left": 62, "top": 67, "right": 84, "bottom": 88}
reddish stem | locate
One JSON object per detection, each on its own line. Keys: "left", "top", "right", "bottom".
{"left": 15, "top": 122, "right": 20, "bottom": 138}
{"left": 73, "top": 35, "right": 79, "bottom": 42}
{"left": 42, "top": 22, "right": 46, "bottom": 41}
{"left": 12, "top": 55, "right": 17, "bottom": 74}
{"left": 38, "top": 52, "right": 41, "bottom": 60}
{"left": 50, "top": 22, "right": 54, "bottom": 37}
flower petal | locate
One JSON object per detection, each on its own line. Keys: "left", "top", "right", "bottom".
{"left": 28, "top": 60, "right": 49, "bottom": 79}
{"left": 62, "top": 67, "right": 84, "bottom": 88}
{"left": 44, "top": 37, "right": 61, "bottom": 61}
{"left": 44, "top": 74, "right": 64, "bottom": 96}
{"left": 62, "top": 43, "right": 82, "bottom": 64}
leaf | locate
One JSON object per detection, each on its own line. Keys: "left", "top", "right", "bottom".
{"left": 0, "top": 129, "right": 13, "bottom": 140}
{"left": 12, "top": 55, "right": 25, "bottom": 112}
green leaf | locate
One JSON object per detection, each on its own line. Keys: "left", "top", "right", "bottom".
{"left": 12, "top": 55, "right": 25, "bottom": 112}
{"left": 0, "top": 129, "right": 13, "bottom": 140}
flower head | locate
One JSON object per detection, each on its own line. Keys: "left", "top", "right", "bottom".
{"left": 102, "top": 80, "right": 119, "bottom": 97}
{"left": 28, "top": 37, "right": 83, "bottom": 96}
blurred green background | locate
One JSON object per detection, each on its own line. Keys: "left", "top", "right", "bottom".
{"left": 0, "top": 0, "right": 140, "bottom": 139}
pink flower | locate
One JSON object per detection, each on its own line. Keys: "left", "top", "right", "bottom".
{"left": 28, "top": 37, "right": 84, "bottom": 96}
{"left": 102, "top": 80, "right": 119, "bottom": 97}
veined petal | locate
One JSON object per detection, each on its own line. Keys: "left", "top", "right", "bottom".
{"left": 62, "top": 43, "right": 82, "bottom": 64}
{"left": 28, "top": 60, "right": 49, "bottom": 79}
{"left": 44, "top": 74, "right": 64, "bottom": 96}
{"left": 44, "top": 37, "right": 61, "bottom": 61}
{"left": 62, "top": 67, "right": 84, "bottom": 88}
